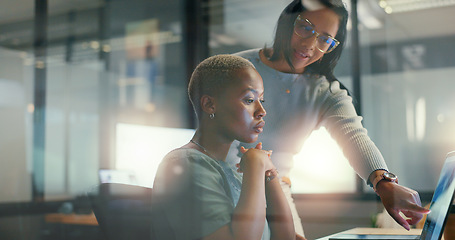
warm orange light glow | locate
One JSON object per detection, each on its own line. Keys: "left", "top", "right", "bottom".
{"left": 290, "top": 128, "right": 356, "bottom": 194}
{"left": 27, "top": 103, "right": 35, "bottom": 113}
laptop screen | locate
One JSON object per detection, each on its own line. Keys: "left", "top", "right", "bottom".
{"left": 420, "top": 151, "right": 455, "bottom": 240}
{"left": 98, "top": 169, "right": 138, "bottom": 185}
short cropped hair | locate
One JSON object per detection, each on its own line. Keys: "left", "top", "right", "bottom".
{"left": 188, "top": 54, "right": 255, "bottom": 119}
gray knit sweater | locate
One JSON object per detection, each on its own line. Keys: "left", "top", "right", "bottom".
{"left": 228, "top": 48, "right": 388, "bottom": 182}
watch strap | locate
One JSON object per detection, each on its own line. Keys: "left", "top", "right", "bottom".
{"left": 372, "top": 172, "right": 398, "bottom": 193}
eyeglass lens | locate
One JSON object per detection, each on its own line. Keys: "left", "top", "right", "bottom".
{"left": 294, "top": 18, "right": 338, "bottom": 53}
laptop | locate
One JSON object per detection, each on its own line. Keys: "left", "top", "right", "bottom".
{"left": 98, "top": 169, "right": 138, "bottom": 186}
{"left": 329, "top": 151, "right": 455, "bottom": 240}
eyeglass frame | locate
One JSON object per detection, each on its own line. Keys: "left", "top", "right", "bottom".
{"left": 293, "top": 15, "right": 340, "bottom": 53}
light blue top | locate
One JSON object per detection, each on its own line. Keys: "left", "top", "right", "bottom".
{"left": 153, "top": 148, "right": 270, "bottom": 240}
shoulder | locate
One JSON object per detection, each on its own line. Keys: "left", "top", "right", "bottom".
{"left": 306, "top": 75, "right": 356, "bottom": 118}
{"left": 160, "top": 148, "right": 219, "bottom": 171}
{"left": 161, "top": 148, "right": 197, "bottom": 161}
{"left": 158, "top": 148, "right": 193, "bottom": 170}
{"left": 307, "top": 74, "right": 348, "bottom": 96}
{"left": 298, "top": 74, "right": 353, "bottom": 113}
{"left": 153, "top": 149, "right": 223, "bottom": 194}
{"left": 233, "top": 48, "right": 261, "bottom": 62}
{"left": 305, "top": 73, "right": 329, "bottom": 88}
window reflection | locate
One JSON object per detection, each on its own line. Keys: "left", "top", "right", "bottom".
{"left": 115, "top": 124, "right": 195, "bottom": 187}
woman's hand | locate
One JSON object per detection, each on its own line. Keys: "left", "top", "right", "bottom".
{"left": 237, "top": 142, "right": 275, "bottom": 176}
{"left": 296, "top": 233, "right": 307, "bottom": 240}
{"left": 376, "top": 181, "right": 431, "bottom": 230}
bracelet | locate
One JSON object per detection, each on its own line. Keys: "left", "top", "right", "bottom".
{"left": 265, "top": 169, "right": 279, "bottom": 182}
{"left": 266, "top": 175, "right": 276, "bottom": 182}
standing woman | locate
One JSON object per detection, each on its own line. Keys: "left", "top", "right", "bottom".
{"left": 153, "top": 55, "right": 295, "bottom": 240}
{"left": 229, "top": 0, "right": 429, "bottom": 237}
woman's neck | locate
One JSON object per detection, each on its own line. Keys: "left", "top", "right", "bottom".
{"left": 189, "top": 130, "right": 232, "bottom": 162}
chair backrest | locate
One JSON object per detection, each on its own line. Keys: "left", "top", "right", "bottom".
{"left": 87, "top": 183, "right": 174, "bottom": 240}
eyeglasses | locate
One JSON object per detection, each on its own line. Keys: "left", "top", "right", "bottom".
{"left": 293, "top": 15, "right": 340, "bottom": 53}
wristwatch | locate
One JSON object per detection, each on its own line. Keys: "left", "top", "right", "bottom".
{"left": 371, "top": 171, "right": 398, "bottom": 193}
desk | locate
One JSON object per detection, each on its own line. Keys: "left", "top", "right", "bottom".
{"left": 316, "top": 228, "right": 422, "bottom": 240}
{"left": 45, "top": 213, "right": 99, "bottom": 226}
{"left": 44, "top": 213, "right": 102, "bottom": 240}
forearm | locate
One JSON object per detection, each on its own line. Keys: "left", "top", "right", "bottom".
{"left": 265, "top": 178, "right": 295, "bottom": 240}
{"left": 328, "top": 119, "right": 388, "bottom": 181}
{"left": 322, "top": 84, "right": 388, "bottom": 181}
{"left": 231, "top": 166, "right": 267, "bottom": 240}
{"left": 203, "top": 166, "right": 267, "bottom": 240}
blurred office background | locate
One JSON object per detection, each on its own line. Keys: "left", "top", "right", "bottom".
{"left": 1, "top": 0, "right": 455, "bottom": 239}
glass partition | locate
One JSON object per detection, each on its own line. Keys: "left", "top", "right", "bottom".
{"left": 358, "top": 1, "right": 455, "bottom": 193}
{"left": 1, "top": 0, "right": 455, "bottom": 239}
{"left": 0, "top": 0, "right": 190, "bottom": 203}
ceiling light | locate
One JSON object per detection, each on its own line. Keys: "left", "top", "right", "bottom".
{"left": 377, "top": 0, "right": 455, "bottom": 14}
{"left": 357, "top": 1, "right": 383, "bottom": 29}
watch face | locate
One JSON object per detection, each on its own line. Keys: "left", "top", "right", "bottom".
{"left": 384, "top": 172, "right": 397, "bottom": 180}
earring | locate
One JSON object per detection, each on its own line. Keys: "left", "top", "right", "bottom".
{"left": 209, "top": 113, "right": 215, "bottom": 119}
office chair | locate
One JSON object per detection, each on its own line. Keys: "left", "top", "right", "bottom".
{"left": 87, "top": 183, "right": 174, "bottom": 240}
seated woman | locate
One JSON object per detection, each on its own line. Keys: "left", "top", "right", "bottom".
{"left": 152, "top": 54, "right": 295, "bottom": 240}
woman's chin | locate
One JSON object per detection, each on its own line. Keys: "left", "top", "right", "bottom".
{"left": 241, "top": 135, "right": 259, "bottom": 144}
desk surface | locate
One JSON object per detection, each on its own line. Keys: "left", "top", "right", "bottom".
{"left": 45, "top": 213, "right": 98, "bottom": 226}
{"left": 316, "top": 228, "right": 422, "bottom": 240}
